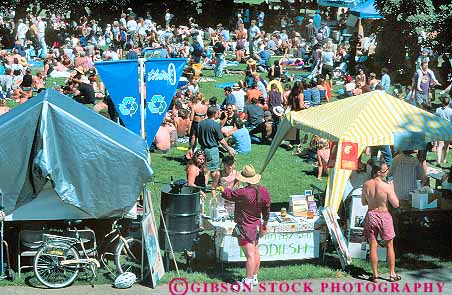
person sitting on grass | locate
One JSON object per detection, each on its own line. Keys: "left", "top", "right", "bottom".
{"left": 229, "top": 119, "right": 251, "bottom": 154}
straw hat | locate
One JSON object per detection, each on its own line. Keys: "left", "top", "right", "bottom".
{"left": 236, "top": 164, "right": 261, "bottom": 185}
{"left": 246, "top": 58, "right": 256, "bottom": 66}
{"left": 75, "top": 66, "right": 85, "bottom": 75}
{"left": 273, "top": 106, "right": 285, "bottom": 117}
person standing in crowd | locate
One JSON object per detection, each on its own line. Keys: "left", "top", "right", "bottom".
{"left": 248, "top": 20, "right": 260, "bottom": 57}
{"left": 37, "top": 16, "right": 47, "bottom": 58}
{"left": 213, "top": 39, "right": 226, "bottom": 78}
{"left": 218, "top": 164, "right": 270, "bottom": 291}
{"left": 380, "top": 67, "right": 391, "bottom": 92}
{"left": 390, "top": 150, "right": 423, "bottom": 201}
{"left": 411, "top": 60, "right": 440, "bottom": 108}
{"left": 196, "top": 106, "right": 235, "bottom": 190}
{"left": 218, "top": 156, "right": 239, "bottom": 215}
{"left": 435, "top": 96, "right": 452, "bottom": 166}
{"left": 306, "top": 19, "right": 316, "bottom": 44}
{"left": 362, "top": 160, "right": 400, "bottom": 283}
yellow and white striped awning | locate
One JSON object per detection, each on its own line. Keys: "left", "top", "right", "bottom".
{"left": 261, "top": 90, "right": 452, "bottom": 212}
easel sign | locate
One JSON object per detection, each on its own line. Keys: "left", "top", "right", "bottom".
{"left": 142, "top": 212, "right": 165, "bottom": 288}
{"left": 322, "top": 206, "right": 352, "bottom": 270}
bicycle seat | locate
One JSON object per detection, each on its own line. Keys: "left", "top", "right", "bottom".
{"left": 65, "top": 219, "right": 83, "bottom": 227}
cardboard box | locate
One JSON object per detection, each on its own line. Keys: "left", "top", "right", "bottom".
{"left": 411, "top": 192, "right": 437, "bottom": 210}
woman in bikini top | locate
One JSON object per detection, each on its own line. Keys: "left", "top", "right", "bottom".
{"left": 192, "top": 93, "right": 208, "bottom": 123}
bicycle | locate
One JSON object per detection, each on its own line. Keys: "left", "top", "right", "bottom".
{"left": 33, "top": 219, "right": 142, "bottom": 288}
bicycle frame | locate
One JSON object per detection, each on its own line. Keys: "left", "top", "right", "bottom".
{"left": 41, "top": 219, "right": 129, "bottom": 278}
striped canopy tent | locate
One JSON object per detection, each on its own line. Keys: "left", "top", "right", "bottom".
{"left": 260, "top": 91, "right": 452, "bottom": 212}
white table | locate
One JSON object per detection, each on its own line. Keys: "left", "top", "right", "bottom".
{"left": 202, "top": 214, "right": 326, "bottom": 264}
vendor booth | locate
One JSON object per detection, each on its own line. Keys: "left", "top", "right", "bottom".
{"left": 260, "top": 91, "right": 452, "bottom": 261}
{"left": 0, "top": 90, "right": 155, "bottom": 282}
{"left": 0, "top": 89, "right": 152, "bottom": 220}
{"left": 262, "top": 90, "right": 452, "bottom": 213}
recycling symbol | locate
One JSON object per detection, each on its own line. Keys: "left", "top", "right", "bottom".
{"left": 118, "top": 97, "right": 138, "bottom": 117}
{"left": 147, "top": 94, "right": 167, "bottom": 115}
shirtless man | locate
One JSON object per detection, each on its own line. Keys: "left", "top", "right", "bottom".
{"left": 361, "top": 160, "right": 401, "bottom": 283}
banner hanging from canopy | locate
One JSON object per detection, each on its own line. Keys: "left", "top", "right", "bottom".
{"left": 144, "top": 59, "right": 186, "bottom": 147}
{"left": 95, "top": 60, "right": 141, "bottom": 135}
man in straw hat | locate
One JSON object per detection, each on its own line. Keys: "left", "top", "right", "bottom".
{"left": 217, "top": 164, "right": 271, "bottom": 291}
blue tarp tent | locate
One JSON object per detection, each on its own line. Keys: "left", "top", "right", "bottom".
{"left": 0, "top": 89, "right": 153, "bottom": 220}
{"left": 350, "top": 0, "right": 383, "bottom": 19}
{"left": 317, "top": 0, "right": 364, "bottom": 8}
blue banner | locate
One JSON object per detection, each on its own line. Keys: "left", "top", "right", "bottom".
{"left": 95, "top": 60, "right": 141, "bottom": 135}
{"left": 144, "top": 59, "right": 187, "bottom": 146}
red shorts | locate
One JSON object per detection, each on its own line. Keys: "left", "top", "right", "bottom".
{"left": 238, "top": 237, "right": 258, "bottom": 247}
{"left": 364, "top": 210, "right": 395, "bottom": 241}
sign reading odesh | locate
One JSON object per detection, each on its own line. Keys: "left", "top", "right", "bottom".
{"left": 219, "top": 230, "right": 320, "bottom": 262}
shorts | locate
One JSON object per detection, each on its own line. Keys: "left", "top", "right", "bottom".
{"left": 238, "top": 236, "right": 259, "bottom": 246}
{"left": 415, "top": 92, "right": 428, "bottom": 106}
{"left": 322, "top": 64, "right": 334, "bottom": 80}
{"left": 364, "top": 210, "right": 395, "bottom": 241}
{"left": 204, "top": 146, "right": 220, "bottom": 171}
{"left": 189, "top": 121, "right": 199, "bottom": 139}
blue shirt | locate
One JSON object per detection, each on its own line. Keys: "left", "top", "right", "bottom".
{"left": 231, "top": 128, "right": 251, "bottom": 154}
{"left": 310, "top": 87, "right": 321, "bottom": 106}
{"left": 381, "top": 74, "right": 391, "bottom": 91}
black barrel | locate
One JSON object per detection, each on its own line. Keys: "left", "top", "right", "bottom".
{"left": 159, "top": 183, "right": 202, "bottom": 252}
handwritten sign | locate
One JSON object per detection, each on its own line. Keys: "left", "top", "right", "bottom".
{"left": 217, "top": 231, "right": 320, "bottom": 262}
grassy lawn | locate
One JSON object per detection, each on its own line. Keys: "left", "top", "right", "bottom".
{"left": 1, "top": 59, "right": 451, "bottom": 287}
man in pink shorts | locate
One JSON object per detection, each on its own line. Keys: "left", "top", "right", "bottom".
{"left": 362, "top": 160, "right": 401, "bottom": 283}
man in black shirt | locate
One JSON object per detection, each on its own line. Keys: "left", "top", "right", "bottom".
{"left": 245, "top": 97, "right": 267, "bottom": 143}
{"left": 213, "top": 40, "right": 226, "bottom": 78}
{"left": 196, "top": 106, "right": 234, "bottom": 189}
{"left": 74, "top": 79, "right": 96, "bottom": 104}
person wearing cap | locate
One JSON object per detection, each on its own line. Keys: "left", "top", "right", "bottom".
{"left": 217, "top": 164, "right": 270, "bottom": 291}
{"left": 306, "top": 19, "right": 316, "bottom": 44}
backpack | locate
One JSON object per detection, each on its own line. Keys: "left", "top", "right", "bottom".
{"left": 192, "top": 43, "right": 203, "bottom": 57}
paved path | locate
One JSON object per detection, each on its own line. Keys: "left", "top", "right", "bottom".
{"left": 1, "top": 267, "right": 451, "bottom": 295}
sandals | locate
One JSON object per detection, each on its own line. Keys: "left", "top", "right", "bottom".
{"left": 369, "top": 275, "right": 378, "bottom": 283}
{"left": 389, "top": 274, "right": 402, "bottom": 282}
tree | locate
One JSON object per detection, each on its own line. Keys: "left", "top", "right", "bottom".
{"left": 375, "top": 0, "right": 452, "bottom": 82}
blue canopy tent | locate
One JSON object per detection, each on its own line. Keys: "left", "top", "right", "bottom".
{"left": 317, "top": 0, "right": 364, "bottom": 8}
{"left": 350, "top": 0, "right": 383, "bottom": 19}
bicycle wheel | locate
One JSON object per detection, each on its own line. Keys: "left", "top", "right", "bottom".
{"left": 115, "top": 237, "right": 142, "bottom": 277}
{"left": 33, "top": 242, "right": 80, "bottom": 288}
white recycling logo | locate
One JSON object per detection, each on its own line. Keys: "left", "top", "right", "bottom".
{"left": 118, "top": 97, "right": 138, "bottom": 117}
{"left": 147, "top": 95, "right": 167, "bottom": 115}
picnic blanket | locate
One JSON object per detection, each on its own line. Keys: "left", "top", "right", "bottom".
{"left": 216, "top": 82, "right": 238, "bottom": 89}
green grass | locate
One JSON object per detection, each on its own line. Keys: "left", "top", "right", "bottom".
{"left": 1, "top": 59, "right": 451, "bottom": 287}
